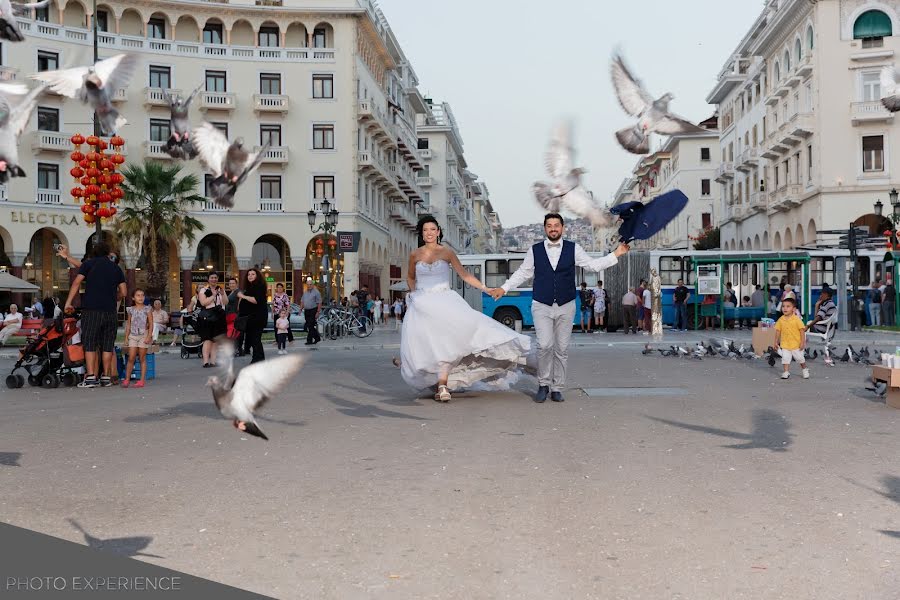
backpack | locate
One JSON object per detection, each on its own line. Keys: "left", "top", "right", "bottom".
{"left": 869, "top": 288, "right": 882, "bottom": 303}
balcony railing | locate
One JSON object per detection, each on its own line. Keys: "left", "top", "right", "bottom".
{"left": 715, "top": 161, "right": 734, "bottom": 182}
{"left": 199, "top": 91, "right": 236, "bottom": 111}
{"left": 144, "top": 87, "right": 180, "bottom": 107}
{"left": 253, "top": 94, "right": 289, "bottom": 112}
{"left": 851, "top": 101, "right": 893, "bottom": 124}
{"left": 419, "top": 148, "right": 432, "bottom": 159}
{"left": 736, "top": 148, "right": 758, "bottom": 171}
{"left": 36, "top": 189, "right": 61, "bottom": 204}
{"left": 143, "top": 141, "right": 174, "bottom": 159}
{"left": 202, "top": 201, "right": 228, "bottom": 211}
{"left": 258, "top": 199, "right": 283, "bottom": 212}
{"left": 31, "top": 130, "right": 71, "bottom": 152}
{"left": 0, "top": 65, "right": 18, "bottom": 81}
{"left": 255, "top": 146, "right": 289, "bottom": 163}
{"left": 416, "top": 176, "right": 433, "bottom": 187}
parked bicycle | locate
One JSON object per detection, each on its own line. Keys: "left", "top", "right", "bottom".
{"left": 317, "top": 306, "right": 374, "bottom": 339}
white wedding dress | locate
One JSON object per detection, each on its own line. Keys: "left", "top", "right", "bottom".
{"left": 400, "top": 260, "right": 533, "bottom": 391}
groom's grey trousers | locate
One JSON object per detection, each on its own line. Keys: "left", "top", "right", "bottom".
{"left": 532, "top": 300, "right": 576, "bottom": 392}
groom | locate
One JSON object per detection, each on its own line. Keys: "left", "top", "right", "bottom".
{"left": 490, "top": 213, "right": 629, "bottom": 402}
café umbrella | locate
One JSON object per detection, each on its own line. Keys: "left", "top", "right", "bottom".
{"left": 0, "top": 271, "right": 40, "bottom": 293}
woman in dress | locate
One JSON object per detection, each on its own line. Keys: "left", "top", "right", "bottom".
{"left": 373, "top": 296, "right": 383, "bottom": 325}
{"left": 237, "top": 268, "right": 268, "bottom": 363}
{"left": 196, "top": 272, "right": 226, "bottom": 368}
{"left": 400, "top": 216, "right": 532, "bottom": 402}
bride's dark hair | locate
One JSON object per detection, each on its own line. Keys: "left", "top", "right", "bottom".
{"left": 416, "top": 215, "right": 443, "bottom": 247}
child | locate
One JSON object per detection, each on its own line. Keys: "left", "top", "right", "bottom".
{"left": 275, "top": 309, "right": 290, "bottom": 355}
{"left": 123, "top": 289, "right": 153, "bottom": 388}
{"left": 739, "top": 295, "right": 753, "bottom": 329}
{"left": 774, "top": 297, "right": 808, "bottom": 380}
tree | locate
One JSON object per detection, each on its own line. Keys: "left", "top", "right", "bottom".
{"left": 692, "top": 226, "right": 720, "bottom": 251}
{"left": 114, "top": 161, "right": 205, "bottom": 301}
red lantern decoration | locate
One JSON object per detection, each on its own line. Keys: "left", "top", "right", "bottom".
{"left": 316, "top": 248, "right": 324, "bottom": 257}
{"left": 70, "top": 134, "right": 85, "bottom": 145}
{"left": 79, "top": 159, "right": 91, "bottom": 169}
{"left": 85, "top": 184, "right": 101, "bottom": 197}
{"left": 71, "top": 187, "right": 83, "bottom": 198}
{"left": 99, "top": 159, "right": 112, "bottom": 170}
{"left": 108, "top": 206, "right": 117, "bottom": 217}
{"left": 80, "top": 204, "right": 92, "bottom": 214}
{"left": 111, "top": 154, "right": 125, "bottom": 165}
{"left": 327, "top": 238, "right": 337, "bottom": 249}
{"left": 98, "top": 192, "right": 112, "bottom": 204}
{"left": 97, "top": 174, "right": 110, "bottom": 186}
{"left": 110, "top": 136, "right": 124, "bottom": 147}
{"left": 86, "top": 135, "right": 100, "bottom": 146}
{"left": 96, "top": 207, "right": 110, "bottom": 218}
{"left": 70, "top": 151, "right": 84, "bottom": 162}
{"left": 110, "top": 188, "right": 124, "bottom": 200}
{"left": 110, "top": 173, "right": 124, "bottom": 184}
{"left": 83, "top": 213, "right": 96, "bottom": 224}
{"left": 85, "top": 167, "right": 100, "bottom": 178}
{"left": 69, "top": 167, "right": 84, "bottom": 178}
{"left": 98, "top": 140, "right": 108, "bottom": 150}
{"left": 80, "top": 176, "right": 91, "bottom": 186}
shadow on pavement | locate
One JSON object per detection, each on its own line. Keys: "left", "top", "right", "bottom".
{"left": 67, "top": 519, "right": 164, "bottom": 558}
{"left": 123, "top": 401, "right": 304, "bottom": 427}
{"left": 325, "top": 394, "right": 431, "bottom": 420}
{"left": 0, "top": 452, "right": 22, "bottom": 467}
{"left": 646, "top": 408, "right": 793, "bottom": 452}
{"left": 333, "top": 381, "right": 424, "bottom": 407}
{"left": 842, "top": 475, "right": 900, "bottom": 539}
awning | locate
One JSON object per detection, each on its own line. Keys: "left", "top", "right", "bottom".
{"left": 853, "top": 10, "right": 893, "bottom": 39}
{"left": 0, "top": 271, "right": 40, "bottom": 292}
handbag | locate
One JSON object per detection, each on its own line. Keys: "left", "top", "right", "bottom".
{"left": 234, "top": 315, "right": 249, "bottom": 332}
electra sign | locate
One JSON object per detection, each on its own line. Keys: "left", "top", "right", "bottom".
{"left": 10, "top": 211, "right": 80, "bottom": 226}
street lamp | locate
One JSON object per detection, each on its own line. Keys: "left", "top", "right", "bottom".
{"left": 874, "top": 199, "right": 884, "bottom": 217}
{"left": 308, "top": 199, "right": 340, "bottom": 302}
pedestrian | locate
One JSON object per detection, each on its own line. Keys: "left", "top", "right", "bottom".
{"left": 750, "top": 284, "right": 765, "bottom": 309}
{"left": 739, "top": 296, "right": 753, "bottom": 329}
{"left": 122, "top": 288, "right": 153, "bottom": 388}
{"left": 578, "top": 282, "right": 593, "bottom": 333}
{"left": 272, "top": 282, "right": 293, "bottom": 345}
{"left": 701, "top": 293, "right": 717, "bottom": 330}
{"left": 592, "top": 281, "right": 607, "bottom": 332}
{"left": 356, "top": 285, "right": 370, "bottom": 318}
{"left": 373, "top": 296, "right": 383, "bottom": 325}
{"left": 723, "top": 283, "right": 736, "bottom": 329}
{"left": 774, "top": 297, "right": 809, "bottom": 380}
{"left": 883, "top": 278, "right": 896, "bottom": 327}
{"left": 636, "top": 280, "right": 646, "bottom": 330}
{"left": 393, "top": 296, "right": 404, "bottom": 328}
{"left": 0, "top": 303, "right": 22, "bottom": 344}
{"left": 196, "top": 272, "right": 225, "bottom": 368}
{"left": 150, "top": 299, "right": 170, "bottom": 345}
{"left": 673, "top": 278, "right": 690, "bottom": 331}
{"left": 348, "top": 290, "right": 359, "bottom": 314}
{"left": 854, "top": 291, "right": 867, "bottom": 330}
{"left": 641, "top": 283, "right": 652, "bottom": 334}
{"left": 301, "top": 277, "right": 322, "bottom": 345}
{"left": 237, "top": 267, "right": 268, "bottom": 363}
{"left": 64, "top": 241, "right": 126, "bottom": 388}
{"left": 622, "top": 287, "right": 638, "bottom": 334}
{"left": 869, "top": 279, "right": 883, "bottom": 326}
{"left": 224, "top": 276, "right": 241, "bottom": 344}
{"left": 28, "top": 296, "right": 43, "bottom": 319}
{"left": 275, "top": 309, "right": 290, "bottom": 354}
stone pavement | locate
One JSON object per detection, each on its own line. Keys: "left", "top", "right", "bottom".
{"left": 1, "top": 331, "right": 899, "bottom": 599}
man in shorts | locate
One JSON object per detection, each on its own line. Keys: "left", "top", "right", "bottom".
{"left": 65, "top": 241, "right": 126, "bottom": 388}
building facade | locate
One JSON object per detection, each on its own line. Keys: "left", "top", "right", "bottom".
{"left": 707, "top": 0, "right": 900, "bottom": 256}
{"left": 0, "top": 0, "right": 487, "bottom": 309}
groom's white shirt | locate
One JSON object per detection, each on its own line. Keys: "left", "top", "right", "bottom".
{"left": 500, "top": 239, "right": 619, "bottom": 294}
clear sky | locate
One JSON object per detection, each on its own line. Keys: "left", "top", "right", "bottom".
{"left": 379, "top": 0, "right": 764, "bottom": 227}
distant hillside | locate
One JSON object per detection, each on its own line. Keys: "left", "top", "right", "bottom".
{"left": 502, "top": 218, "right": 603, "bottom": 251}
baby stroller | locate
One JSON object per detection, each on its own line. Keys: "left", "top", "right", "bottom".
{"left": 180, "top": 312, "right": 203, "bottom": 359}
{"left": 6, "top": 314, "right": 85, "bottom": 389}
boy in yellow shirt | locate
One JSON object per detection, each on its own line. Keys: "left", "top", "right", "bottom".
{"left": 774, "top": 297, "right": 808, "bottom": 380}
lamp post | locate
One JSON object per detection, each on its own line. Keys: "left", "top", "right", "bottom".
{"left": 307, "top": 199, "right": 340, "bottom": 303}
{"left": 90, "top": 0, "right": 102, "bottom": 251}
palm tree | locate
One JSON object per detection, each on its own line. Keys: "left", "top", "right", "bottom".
{"left": 115, "top": 161, "right": 205, "bottom": 301}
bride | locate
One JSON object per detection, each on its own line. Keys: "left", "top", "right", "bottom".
{"left": 400, "top": 215, "right": 532, "bottom": 402}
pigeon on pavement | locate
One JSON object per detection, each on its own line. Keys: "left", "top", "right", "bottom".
{"left": 533, "top": 121, "right": 613, "bottom": 228}
{"left": 164, "top": 85, "right": 202, "bottom": 160}
{"left": 193, "top": 122, "right": 268, "bottom": 208}
{"left": 610, "top": 51, "right": 706, "bottom": 154}
{"left": 0, "top": 82, "right": 47, "bottom": 183}
{"left": 208, "top": 338, "right": 307, "bottom": 440}
{"left": 31, "top": 53, "right": 137, "bottom": 135}
{"left": 641, "top": 344, "right": 654, "bottom": 355}
{"left": 0, "top": 0, "right": 50, "bottom": 42}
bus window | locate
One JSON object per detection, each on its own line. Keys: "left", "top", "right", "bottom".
{"left": 463, "top": 264, "right": 482, "bottom": 286}
{"left": 659, "top": 256, "right": 682, "bottom": 285}
{"left": 811, "top": 257, "right": 835, "bottom": 286}
{"left": 740, "top": 264, "right": 749, "bottom": 287}
{"left": 857, "top": 257, "right": 872, "bottom": 286}
{"left": 485, "top": 260, "right": 507, "bottom": 288}
{"left": 684, "top": 257, "right": 696, "bottom": 285}
{"left": 508, "top": 259, "right": 532, "bottom": 288}
{"left": 580, "top": 268, "right": 600, "bottom": 287}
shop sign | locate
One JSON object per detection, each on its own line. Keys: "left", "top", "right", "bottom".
{"left": 337, "top": 231, "right": 360, "bottom": 252}
{"left": 10, "top": 211, "right": 79, "bottom": 226}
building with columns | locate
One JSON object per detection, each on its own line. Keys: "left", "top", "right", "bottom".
{"left": 707, "top": 0, "right": 900, "bottom": 254}
{"left": 0, "top": 0, "right": 488, "bottom": 310}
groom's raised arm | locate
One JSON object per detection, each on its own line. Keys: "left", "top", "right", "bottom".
{"left": 499, "top": 246, "right": 536, "bottom": 294}
{"left": 574, "top": 243, "right": 629, "bottom": 272}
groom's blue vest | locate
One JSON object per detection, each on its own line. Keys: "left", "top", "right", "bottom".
{"left": 532, "top": 240, "right": 576, "bottom": 307}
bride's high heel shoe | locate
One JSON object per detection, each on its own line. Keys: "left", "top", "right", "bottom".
{"left": 434, "top": 385, "right": 451, "bottom": 402}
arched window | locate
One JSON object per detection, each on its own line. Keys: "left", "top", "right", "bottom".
{"left": 774, "top": 62, "right": 780, "bottom": 82}
{"left": 795, "top": 38, "right": 802, "bottom": 61}
{"left": 783, "top": 50, "right": 791, "bottom": 71}
{"left": 807, "top": 25, "right": 814, "bottom": 49}
{"left": 853, "top": 10, "right": 892, "bottom": 40}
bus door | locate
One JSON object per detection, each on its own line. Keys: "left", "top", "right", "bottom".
{"left": 462, "top": 263, "right": 483, "bottom": 312}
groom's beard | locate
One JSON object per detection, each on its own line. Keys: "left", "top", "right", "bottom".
{"left": 546, "top": 232, "right": 562, "bottom": 242}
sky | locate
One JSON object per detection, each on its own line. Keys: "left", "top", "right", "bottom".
{"left": 379, "top": 0, "right": 764, "bottom": 227}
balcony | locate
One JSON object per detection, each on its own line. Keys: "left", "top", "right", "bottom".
{"left": 199, "top": 91, "right": 236, "bottom": 111}
{"left": 784, "top": 183, "right": 803, "bottom": 207}
{"left": 736, "top": 148, "right": 758, "bottom": 172}
{"left": 796, "top": 54, "right": 813, "bottom": 77}
{"left": 416, "top": 176, "right": 433, "bottom": 187}
{"left": 0, "top": 65, "right": 18, "bottom": 81}
{"left": 143, "top": 141, "right": 174, "bottom": 160}
{"left": 36, "top": 189, "right": 61, "bottom": 204}
{"left": 31, "top": 130, "right": 70, "bottom": 152}
{"left": 389, "top": 202, "right": 416, "bottom": 228}
{"left": 253, "top": 94, "right": 289, "bottom": 113}
{"left": 789, "top": 112, "right": 814, "bottom": 137}
{"left": 774, "top": 82, "right": 791, "bottom": 97}
{"left": 254, "top": 146, "right": 289, "bottom": 164}
{"left": 851, "top": 101, "right": 893, "bottom": 125}
{"left": 419, "top": 148, "right": 432, "bottom": 159}
{"left": 714, "top": 161, "right": 734, "bottom": 182}
{"left": 777, "top": 122, "right": 800, "bottom": 146}
{"left": 765, "top": 94, "right": 780, "bottom": 107}
{"left": 760, "top": 146, "right": 780, "bottom": 160}
{"left": 202, "top": 201, "right": 228, "bottom": 212}
{"left": 258, "top": 198, "right": 283, "bottom": 212}
{"left": 110, "top": 87, "right": 127, "bottom": 103}
{"left": 143, "top": 87, "right": 180, "bottom": 107}
{"left": 748, "top": 191, "right": 767, "bottom": 213}
{"left": 358, "top": 100, "right": 393, "bottom": 142}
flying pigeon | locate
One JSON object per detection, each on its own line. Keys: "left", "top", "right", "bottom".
{"left": 0, "top": 82, "right": 47, "bottom": 183}
{"left": 193, "top": 122, "right": 268, "bottom": 208}
{"left": 31, "top": 53, "right": 138, "bottom": 135}
{"left": 610, "top": 51, "right": 707, "bottom": 154}
{"left": 532, "top": 121, "right": 613, "bottom": 228}
{"left": 0, "top": 0, "right": 50, "bottom": 42}
{"left": 881, "top": 66, "right": 900, "bottom": 112}
{"left": 164, "top": 85, "right": 202, "bottom": 160}
{"left": 208, "top": 339, "right": 307, "bottom": 440}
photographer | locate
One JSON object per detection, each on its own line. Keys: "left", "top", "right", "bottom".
{"left": 196, "top": 272, "right": 225, "bottom": 368}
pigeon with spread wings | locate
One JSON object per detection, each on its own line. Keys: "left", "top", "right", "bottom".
{"left": 0, "top": 0, "right": 51, "bottom": 42}
{"left": 192, "top": 122, "right": 268, "bottom": 208}
{"left": 31, "top": 53, "right": 137, "bottom": 135}
{"left": 880, "top": 66, "right": 900, "bottom": 112}
{"left": 208, "top": 338, "right": 307, "bottom": 441}
{"left": 0, "top": 82, "right": 47, "bottom": 183}
{"left": 610, "top": 51, "right": 706, "bottom": 154}
{"left": 532, "top": 121, "right": 613, "bottom": 228}
{"left": 164, "top": 85, "right": 202, "bottom": 160}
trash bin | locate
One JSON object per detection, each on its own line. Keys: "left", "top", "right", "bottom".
{"left": 514, "top": 320, "right": 523, "bottom": 333}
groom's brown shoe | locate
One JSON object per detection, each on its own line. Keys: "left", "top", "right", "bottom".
{"left": 534, "top": 386, "right": 549, "bottom": 403}
{"left": 551, "top": 391, "right": 564, "bottom": 402}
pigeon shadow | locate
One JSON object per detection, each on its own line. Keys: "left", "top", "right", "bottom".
{"left": 0, "top": 452, "right": 22, "bottom": 467}
{"left": 325, "top": 394, "right": 431, "bottom": 420}
{"left": 67, "top": 519, "right": 163, "bottom": 559}
{"left": 647, "top": 408, "right": 793, "bottom": 452}
{"left": 849, "top": 387, "right": 887, "bottom": 405}
{"left": 332, "top": 381, "right": 424, "bottom": 407}
{"left": 124, "top": 401, "right": 304, "bottom": 427}
{"left": 842, "top": 475, "right": 900, "bottom": 539}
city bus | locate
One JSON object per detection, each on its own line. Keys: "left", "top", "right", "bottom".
{"left": 457, "top": 249, "right": 889, "bottom": 330}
